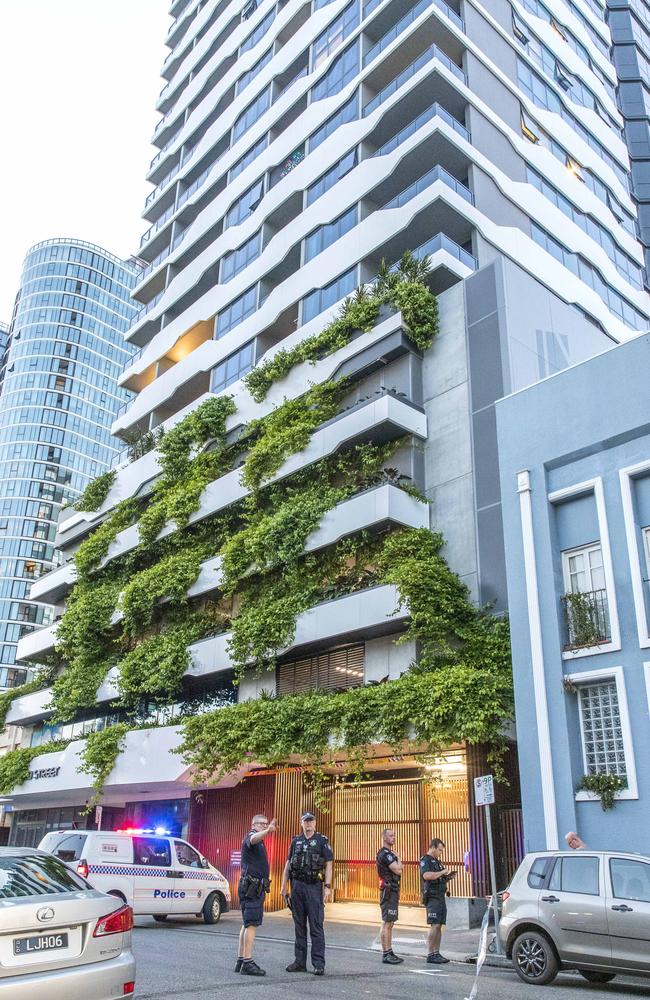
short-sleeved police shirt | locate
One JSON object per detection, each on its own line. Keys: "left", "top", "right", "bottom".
{"left": 420, "top": 854, "right": 446, "bottom": 897}
{"left": 376, "top": 847, "right": 401, "bottom": 885}
{"left": 241, "top": 831, "right": 270, "bottom": 879}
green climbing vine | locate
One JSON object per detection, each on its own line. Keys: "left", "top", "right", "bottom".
{"left": 119, "top": 545, "right": 209, "bottom": 638}
{"left": 243, "top": 253, "right": 439, "bottom": 402}
{"left": 74, "top": 499, "right": 140, "bottom": 580}
{"left": 77, "top": 723, "right": 132, "bottom": 810}
{"left": 74, "top": 470, "right": 116, "bottom": 513}
{"left": 0, "top": 740, "right": 74, "bottom": 797}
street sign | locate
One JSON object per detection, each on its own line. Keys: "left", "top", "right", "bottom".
{"left": 474, "top": 774, "right": 495, "bottom": 807}
{"left": 473, "top": 774, "right": 501, "bottom": 954}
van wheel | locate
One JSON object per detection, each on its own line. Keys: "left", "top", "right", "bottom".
{"left": 580, "top": 971, "right": 616, "bottom": 984}
{"left": 153, "top": 915, "right": 168, "bottom": 923}
{"left": 513, "top": 931, "right": 559, "bottom": 985}
{"left": 203, "top": 892, "right": 222, "bottom": 924}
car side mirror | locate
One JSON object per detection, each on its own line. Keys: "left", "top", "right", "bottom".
{"left": 201, "top": 857, "right": 209, "bottom": 869}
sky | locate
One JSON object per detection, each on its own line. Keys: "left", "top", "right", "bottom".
{"left": 0, "top": 0, "right": 171, "bottom": 320}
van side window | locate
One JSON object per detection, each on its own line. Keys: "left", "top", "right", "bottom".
{"left": 53, "top": 833, "right": 87, "bottom": 862}
{"left": 175, "top": 841, "right": 201, "bottom": 868}
{"left": 133, "top": 836, "right": 171, "bottom": 867}
{"left": 527, "top": 856, "right": 553, "bottom": 889}
{"left": 549, "top": 856, "right": 600, "bottom": 895}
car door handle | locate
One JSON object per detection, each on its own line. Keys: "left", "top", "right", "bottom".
{"left": 611, "top": 904, "right": 634, "bottom": 912}
{"left": 541, "top": 895, "right": 560, "bottom": 903}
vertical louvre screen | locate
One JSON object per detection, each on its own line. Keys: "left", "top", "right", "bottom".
{"left": 277, "top": 644, "right": 364, "bottom": 695}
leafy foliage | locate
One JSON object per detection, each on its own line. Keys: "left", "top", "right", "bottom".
{"left": 74, "top": 470, "right": 116, "bottom": 513}
{"left": 74, "top": 499, "right": 140, "bottom": 580}
{"left": 157, "top": 396, "right": 236, "bottom": 481}
{"left": 77, "top": 724, "right": 131, "bottom": 809}
{"left": 0, "top": 740, "right": 73, "bottom": 796}
{"left": 119, "top": 546, "right": 208, "bottom": 638}
{"left": 243, "top": 257, "right": 438, "bottom": 402}
{"left": 577, "top": 773, "right": 628, "bottom": 810}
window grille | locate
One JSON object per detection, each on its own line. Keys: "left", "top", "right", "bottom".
{"left": 277, "top": 644, "right": 364, "bottom": 695}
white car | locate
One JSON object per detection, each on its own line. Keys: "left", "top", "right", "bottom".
{"left": 39, "top": 828, "right": 231, "bottom": 923}
{"left": 0, "top": 847, "right": 135, "bottom": 999}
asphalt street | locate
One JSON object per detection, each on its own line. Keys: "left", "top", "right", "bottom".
{"left": 131, "top": 913, "right": 650, "bottom": 1000}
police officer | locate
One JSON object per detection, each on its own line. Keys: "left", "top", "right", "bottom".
{"left": 236, "top": 814, "right": 276, "bottom": 976}
{"left": 419, "top": 837, "right": 456, "bottom": 964}
{"left": 376, "top": 828, "right": 404, "bottom": 964}
{"left": 280, "top": 811, "right": 333, "bottom": 976}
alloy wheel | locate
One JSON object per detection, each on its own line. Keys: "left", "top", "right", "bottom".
{"left": 516, "top": 937, "right": 547, "bottom": 978}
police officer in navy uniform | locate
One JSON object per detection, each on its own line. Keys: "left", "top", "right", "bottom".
{"left": 419, "top": 837, "right": 456, "bottom": 964}
{"left": 236, "top": 814, "right": 276, "bottom": 976}
{"left": 376, "top": 828, "right": 404, "bottom": 964}
{"left": 280, "top": 811, "right": 333, "bottom": 976}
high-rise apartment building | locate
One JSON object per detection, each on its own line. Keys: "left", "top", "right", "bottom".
{"left": 3, "top": 0, "right": 649, "bottom": 876}
{"left": 0, "top": 239, "right": 140, "bottom": 687}
{"left": 608, "top": 0, "right": 650, "bottom": 279}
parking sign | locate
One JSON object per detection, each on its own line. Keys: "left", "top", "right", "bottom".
{"left": 474, "top": 774, "right": 495, "bottom": 807}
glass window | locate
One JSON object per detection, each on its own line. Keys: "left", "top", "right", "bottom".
{"left": 51, "top": 833, "right": 88, "bottom": 862}
{"left": 307, "top": 149, "right": 357, "bottom": 205}
{"left": 610, "top": 858, "right": 650, "bottom": 902}
{"left": 551, "top": 856, "right": 600, "bottom": 895}
{"left": 0, "top": 854, "right": 88, "bottom": 897}
{"left": 216, "top": 286, "right": 258, "bottom": 338}
{"left": 233, "top": 86, "right": 271, "bottom": 143}
{"left": 309, "top": 94, "right": 358, "bottom": 151}
{"left": 175, "top": 840, "right": 202, "bottom": 868}
{"left": 527, "top": 856, "right": 555, "bottom": 889}
{"left": 304, "top": 205, "right": 357, "bottom": 261}
{"left": 311, "top": 42, "right": 359, "bottom": 101}
{"left": 237, "top": 47, "right": 273, "bottom": 95}
{"left": 211, "top": 341, "right": 255, "bottom": 392}
{"left": 302, "top": 266, "right": 357, "bottom": 322}
{"left": 564, "top": 544, "right": 605, "bottom": 594}
{"left": 226, "top": 178, "right": 265, "bottom": 228}
{"left": 240, "top": 7, "right": 275, "bottom": 54}
{"left": 229, "top": 134, "right": 269, "bottom": 183}
{"left": 133, "top": 836, "right": 172, "bottom": 867}
{"left": 578, "top": 679, "right": 627, "bottom": 778}
{"left": 221, "top": 231, "right": 262, "bottom": 283}
{"left": 312, "top": 1, "right": 359, "bottom": 68}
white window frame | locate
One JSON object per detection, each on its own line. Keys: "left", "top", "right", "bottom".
{"left": 619, "top": 461, "right": 650, "bottom": 648}
{"left": 561, "top": 541, "right": 605, "bottom": 594}
{"left": 568, "top": 665, "right": 638, "bottom": 802}
{"left": 548, "top": 478, "right": 620, "bottom": 658}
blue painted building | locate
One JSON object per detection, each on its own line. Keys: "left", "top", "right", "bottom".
{"left": 497, "top": 333, "right": 650, "bottom": 853}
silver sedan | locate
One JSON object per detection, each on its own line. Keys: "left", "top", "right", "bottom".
{"left": 0, "top": 847, "right": 135, "bottom": 999}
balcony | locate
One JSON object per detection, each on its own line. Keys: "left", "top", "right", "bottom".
{"left": 373, "top": 100, "right": 469, "bottom": 157}
{"left": 382, "top": 164, "right": 473, "bottom": 210}
{"left": 363, "top": 0, "right": 464, "bottom": 69}
{"left": 0, "top": 667, "right": 28, "bottom": 691}
{"left": 561, "top": 589, "right": 611, "bottom": 650}
{"left": 363, "top": 42, "right": 466, "bottom": 118}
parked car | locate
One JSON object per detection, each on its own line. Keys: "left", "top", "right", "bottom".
{"left": 39, "top": 827, "right": 230, "bottom": 923}
{"left": 499, "top": 850, "right": 650, "bottom": 985}
{"left": 0, "top": 847, "right": 134, "bottom": 999}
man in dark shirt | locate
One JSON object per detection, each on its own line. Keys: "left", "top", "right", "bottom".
{"left": 236, "top": 814, "right": 276, "bottom": 976}
{"left": 376, "top": 828, "right": 404, "bottom": 964}
{"left": 420, "top": 837, "right": 456, "bottom": 964}
{"left": 280, "top": 811, "right": 333, "bottom": 975}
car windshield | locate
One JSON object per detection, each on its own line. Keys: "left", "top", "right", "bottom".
{"left": 0, "top": 854, "right": 87, "bottom": 898}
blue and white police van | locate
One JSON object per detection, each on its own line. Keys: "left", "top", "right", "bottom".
{"left": 39, "top": 827, "right": 231, "bottom": 923}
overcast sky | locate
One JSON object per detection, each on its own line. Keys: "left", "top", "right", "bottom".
{"left": 0, "top": 0, "right": 170, "bottom": 320}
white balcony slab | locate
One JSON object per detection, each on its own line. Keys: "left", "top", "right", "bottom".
{"left": 29, "top": 563, "right": 76, "bottom": 604}
{"left": 16, "top": 622, "right": 60, "bottom": 662}
{"left": 7, "top": 726, "right": 191, "bottom": 807}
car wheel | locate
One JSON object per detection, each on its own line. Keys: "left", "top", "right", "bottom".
{"left": 513, "top": 931, "right": 559, "bottom": 985}
{"left": 203, "top": 892, "right": 222, "bottom": 924}
{"left": 153, "top": 915, "right": 168, "bottom": 923}
{"left": 579, "top": 971, "right": 616, "bottom": 984}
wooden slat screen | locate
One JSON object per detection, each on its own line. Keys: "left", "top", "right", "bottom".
{"left": 277, "top": 644, "right": 364, "bottom": 695}
{"left": 422, "top": 775, "right": 472, "bottom": 898}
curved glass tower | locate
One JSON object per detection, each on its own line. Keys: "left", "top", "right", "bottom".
{"left": 0, "top": 239, "right": 141, "bottom": 686}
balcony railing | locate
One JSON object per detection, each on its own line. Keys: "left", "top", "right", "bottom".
{"left": 364, "top": 0, "right": 463, "bottom": 68}
{"left": 373, "top": 101, "right": 469, "bottom": 157}
{"left": 382, "top": 164, "right": 473, "bottom": 210}
{"left": 363, "top": 43, "right": 465, "bottom": 117}
{"left": 392, "top": 232, "right": 477, "bottom": 270}
{"left": 561, "top": 589, "right": 611, "bottom": 650}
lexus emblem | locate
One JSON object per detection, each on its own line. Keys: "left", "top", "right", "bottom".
{"left": 36, "top": 906, "right": 55, "bottom": 923}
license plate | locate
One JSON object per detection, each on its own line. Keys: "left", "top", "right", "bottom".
{"left": 13, "top": 932, "right": 68, "bottom": 956}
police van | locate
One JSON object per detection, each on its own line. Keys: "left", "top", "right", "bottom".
{"left": 38, "top": 828, "right": 231, "bottom": 924}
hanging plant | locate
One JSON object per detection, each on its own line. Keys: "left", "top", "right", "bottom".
{"left": 74, "top": 499, "right": 140, "bottom": 579}
{"left": 119, "top": 545, "right": 209, "bottom": 638}
{"left": 0, "top": 740, "right": 74, "bottom": 796}
{"left": 157, "top": 395, "right": 236, "bottom": 482}
{"left": 77, "top": 723, "right": 131, "bottom": 810}
{"left": 577, "top": 773, "right": 627, "bottom": 811}
{"left": 74, "top": 470, "right": 117, "bottom": 513}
